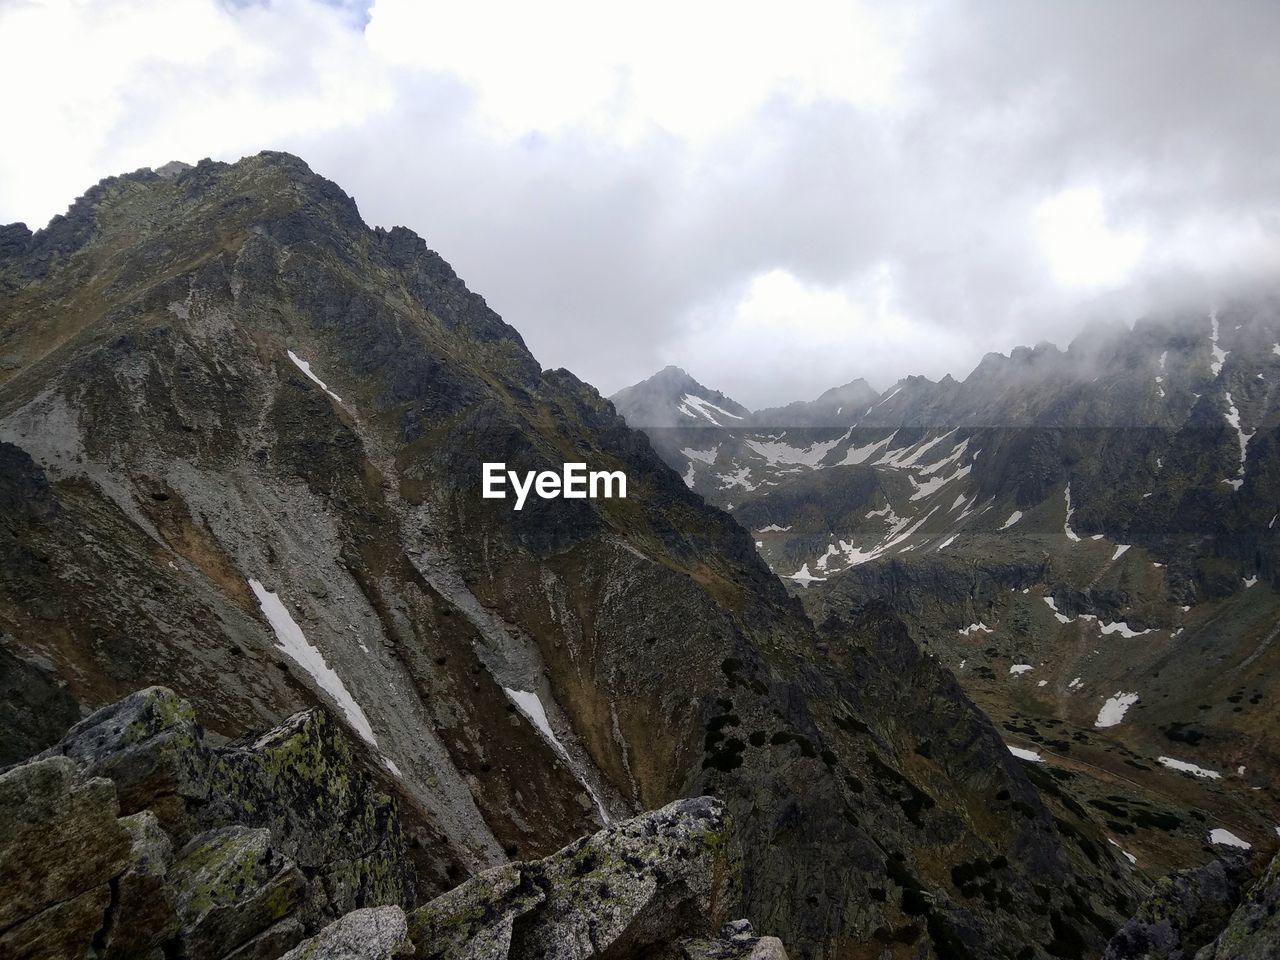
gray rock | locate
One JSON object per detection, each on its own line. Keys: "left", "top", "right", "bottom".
{"left": 0, "top": 884, "right": 114, "bottom": 960}
{"left": 37, "top": 686, "right": 212, "bottom": 840}
{"left": 280, "top": 906, "right": 415, "bottom": 960}
{"left": 409, "top": 796, "right": 740, "bottom": 960}
{"left": 409, "top": 863, "right": 543, "bottom": 960}
{"left": 103, "top": 810, "right": 180, "bottom": 960}
{"left": 171, "top": 825, "right": 307, "bottom": 960}
{"left": 0, "top": 755, "right": 130, "bottom": 939}
{"left": 1105, "top": 857, "right": 1250, "bottom": 960}
{"left": 1196, "top": 854, "right": 1280, "bottom": 959}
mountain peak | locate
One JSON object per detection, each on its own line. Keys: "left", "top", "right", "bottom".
{"left": 610, "top": 366, "right": 749, "bottom": 428}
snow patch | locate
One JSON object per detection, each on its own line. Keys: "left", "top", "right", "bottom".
{"left": 999, "top": 511, "right": 1023, "bottom": 530}
{"left": 1111, "top": 544, "right": 1131, "bottom": 561}
{"left": 1095, "top": 692, "right": 1139, "bottom": 728}
{"left": 909, "top": 464, "right": 971, "bottom": 501}
{"left": 504, "top": 687, "right": 609, "bottom": 822}
{"left": 1208, "top": 829, "right": 1250, "bottom": 850}
{"left": 1158, "top": 756, "right": 1221, "bottom": 779}
{"left": 1063, "top": 484, "right": 1081, "bottom": 542}
{"left": 1098, "top": 620, "right": 1153, "bottom": 639}
{"left": 679, "top": 393, "right": 743, "bottom": 426}
{"left": 958, "top": 622, "right": 993, "bottom": 636}
{"left": 1107, "top": 838, "right": 1138, "bottom": 864}
{"left": 1007, "top": 745, "right": 1043, "bottom": 762}
{"left": 288, "top": 350, "right": 342, "bottom": 403}
{"left": 839, "top": 432, "right": 896, "bottom": 466}
{"left": 1009, "top": 664, "right": 1033, "bottom": 675}
{"left": 249, "top": 579, "right": 376, "bottom": 747}
{"left": 790, "top": 563, "right": 826, "bottom": 585}
{"left": 1209, "top": 312, "right": 1228, "bottom": 376}
{"left": 747, "top": 429, "right": 850, "bottom": 468}
{"left": 681, "top": 445, "right": 719, "bottom": 465}
{"left": 1222, "top": 391, "right": 1253, "bottom": 491}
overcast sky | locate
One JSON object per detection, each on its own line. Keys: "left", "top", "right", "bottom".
{"left": 3, "top": 0, "right": 1279, "bottom": 406}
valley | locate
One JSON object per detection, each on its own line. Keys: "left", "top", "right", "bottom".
{"left": 612, "top": 311, "right": 1280, "bottom": 881}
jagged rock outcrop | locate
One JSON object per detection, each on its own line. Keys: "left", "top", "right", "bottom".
{"left": 1103, "top": 852, "right": 1280, "bottom": 960}
{"left": 281, "top": 906, "right": 414, "bottom": 959}
{"left": 1196, "top": 853, "right": 1280, "bottom": 959}
{"left": 1103, "top": 856, "right": 1251, "bottom": 959}
{"left": 409, "top": 796, "right": 739, "bottom": 960}
{"left": 0, "top": 689, "right": 769, "bottom": 960}
{"left": 0, "top": 756, "right": 131, "bottom": 959}
{"left": 1, "top": 687, "right": 412, "bottom": 959}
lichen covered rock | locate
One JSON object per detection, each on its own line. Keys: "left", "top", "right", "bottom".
{"left": 1104, "top": 857, "right": 1250, "bottom": 960}
{"left": 280, "top": 906, "right": 415, "bottom": 960}
{"left": 410, "top": 796, "right": 741, "bottom": 960}
{"left": 205, "top": 707, "right": 414, "bottom": 921}
{"left": 104, "top": 810, "right": 180, "bottom": 960}
{"left": 0, "top": 755, "right": 131, "bottom": 958}
{"left": 37, "top": 685, "right": 211, "bottom": 838}
{"left": 1196, "top": 853, "right": 1280, "bottom": 959}
{"left": 171, "top": 825, "right": 307, "bottom": 960}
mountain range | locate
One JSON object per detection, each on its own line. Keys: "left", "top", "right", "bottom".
{"left": 612, "top": 304, "right": 1280, "bottom": 880}
{"left": 0, "top": 152, "right": 1276, "bottom": 960}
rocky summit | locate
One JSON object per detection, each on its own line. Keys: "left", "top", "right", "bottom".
{"left": 0, "top": 151, "right": 1274, "bottom": 959}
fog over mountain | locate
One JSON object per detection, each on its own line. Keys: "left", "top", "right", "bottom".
{"left": 4, "top": 0, "right": 1280, "bottom": 405}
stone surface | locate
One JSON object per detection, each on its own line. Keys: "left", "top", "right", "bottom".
{"left": 171, "top": 825, "right": 307, "bottom": 960}
{"left": 410, "top": 797, "right": 740, "bottom": 960}
{"left": 0, "top": 755, "right": 130, "bottom": 937}
{"left": 1196, "top": 853, "right": 1280, "bottom": 960}
{"left": 38, "top": 686, "right": 211, "bottom": 839}
{"left": 104, "top": 810, "right": 181, "bottom": 960}
{"left": 280, "top": 906, "right": 415, "bottom": 960}
{"left": 1104, "top": 857, "right": 1251, "bottom": 960}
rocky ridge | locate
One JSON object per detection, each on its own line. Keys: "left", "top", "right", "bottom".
{"left": 0, "top": 687, "right": 764, "bottom": 960}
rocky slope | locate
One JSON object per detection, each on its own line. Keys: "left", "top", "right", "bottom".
{"left": 614, "top": 304, "right": 1280, "bottom": 878}
{"left": 0, "top": 687, "right": 757, "bottom": 960}
{"left": 0, "top": 152, "right": 1148, "bottom": 958}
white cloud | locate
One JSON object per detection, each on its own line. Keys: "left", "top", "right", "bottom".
{"left": 1032, "top": 186, "right": 1147, "bottom": 291}
{"left": 665, "top": 266, "right": 979, "bottom": 400}
{"left": 364, "top": 0, "right": 908, "bottom": 143}
{"left": 3, "top": 0, "right": 1279, "bottom": 406}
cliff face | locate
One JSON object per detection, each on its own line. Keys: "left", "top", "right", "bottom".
{"left": 0, "top": 153, "right": 1144, "bottom": 958}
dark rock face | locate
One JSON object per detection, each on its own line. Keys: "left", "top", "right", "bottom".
{"left": 1197, "top": 854, "right": 1280, "bottom": 959}
{"left": 0, "top": 756, "right": 131, "bottom": 960}
{"left": 0, "top": 642, "right": 81, "bottom": 766}
{"left": 1104, "top": 853, "right": 1280, "bottom": 960}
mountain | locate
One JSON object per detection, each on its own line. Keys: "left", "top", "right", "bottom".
{"left": 618, "top": 305, "right": 1280, "bottom": 878}
{"left": 0, "top": 153, "right": 1151, "bottom": 958}
{"left": 610, "top": 365, "right": 750, "bottom": 428}
{"left": 752, "top": 378, "right": 881, "bottom": 428}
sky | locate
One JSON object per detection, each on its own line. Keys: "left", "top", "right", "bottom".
{"left": 2, "top": 0, "right": 1279, "bottom": 407}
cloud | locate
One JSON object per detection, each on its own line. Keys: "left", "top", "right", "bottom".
{"left": 3, "top": 0, "right": 1279, "bottom": 406}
